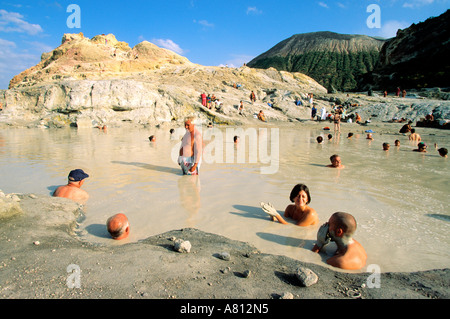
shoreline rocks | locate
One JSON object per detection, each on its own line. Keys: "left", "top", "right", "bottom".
{"left": 0, "top": 191, "right": 449, "bottom": 299}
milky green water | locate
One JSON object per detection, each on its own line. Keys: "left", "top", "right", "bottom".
{"left": 1, "top": 123, "right": 449, "bottom": 273}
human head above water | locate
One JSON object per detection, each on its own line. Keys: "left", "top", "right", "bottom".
{"left": 329, "top": 212, "right": 357, "bottom": 238}
{"left": 438, "top": 147, "right": 448, "bottom": 157}
{"left": 184, "top": 116, "right": 196, "bottom": 132}
{"left": 106, "top": 213, "right": 130, "bottom": 240}
{"left": 289, "top": 183, "right": 311, "bottom": 204}
{"left": 68, "top": 169, "right": 89, "bottom": 182}
{"left": 329, "top": 154, "right": 341, "bottom": 165}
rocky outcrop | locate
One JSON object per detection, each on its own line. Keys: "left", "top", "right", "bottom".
{"left": 1, "top": 33, "right": 328, "bottom": 128}
{"left": 247, "top": 32, "right": 385, "bottom": 92}
{"left": 359, "top": 9, "right": 450, "bottom": 91}
{"left": 8, "top": 33, "right": 192, "bottom": 89}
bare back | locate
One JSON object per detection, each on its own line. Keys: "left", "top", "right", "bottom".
{"left": 53, "top": 184, "right": 89, "bottom": 204}
{"left": 326, "top": 239, "right": 367, "bottom": 270}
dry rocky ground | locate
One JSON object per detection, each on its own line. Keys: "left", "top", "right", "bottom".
{"left": 0, "top": 192, "right": 448, "bottom": 304}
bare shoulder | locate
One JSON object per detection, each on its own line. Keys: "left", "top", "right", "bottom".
{"left": 284, "top": 204, "right": 295, "bottom": 217}
{"left": 327, "top": 240, "right": 367, "bottom": 270}
{"left": 301, "top": 206, "right": 319, "bottom": 225}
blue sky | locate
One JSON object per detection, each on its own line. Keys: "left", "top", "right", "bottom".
{"left": 0, "top": 0, "right": 449, "bottom": 89}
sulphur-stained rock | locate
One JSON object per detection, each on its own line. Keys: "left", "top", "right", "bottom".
{"left": 0, "top": 198, "right": 23, "bottom": 219}
{"left": 2, "top": 32, "right": 328, "bottom": 128}
{"left": 6, "top": 33, "right": 397, "bottom": 128}
{"left": 0, "top": 190, "right": 23, "bottom": 219}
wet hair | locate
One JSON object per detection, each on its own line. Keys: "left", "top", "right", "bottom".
{"left": 438, "top": 148, "right": 448, "bottom": 156}
{"left": 289, "top": 184, "right": 311, "bottom": 204}
{"left": 328, "top": 134, "right": 332, "bottom": 139}
{"left": 330, "top": 154, "right": 340, "bottom": 162}
{"left": 316, "top": 136, "right": 323, "bottom": 143}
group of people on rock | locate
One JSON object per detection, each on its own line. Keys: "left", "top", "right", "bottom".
{"left": 200, "top": 92, "right": 223, "bottom": 111}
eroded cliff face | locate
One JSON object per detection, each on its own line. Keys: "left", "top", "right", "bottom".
{"left": 2, "top": 33, "right": 327, "bottom": 128}
{"left": 247, "top": 32, "right": 385, "bottom": 92}
{"left": 359, "top": 9, "right": 450, "bottom": 91}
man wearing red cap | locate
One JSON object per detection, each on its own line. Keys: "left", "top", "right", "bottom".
{"left": 53, "top": 169, "right": 90, "bottom": 204}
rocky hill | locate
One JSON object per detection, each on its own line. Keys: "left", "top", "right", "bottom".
{"left": 247, "top": 32, "right": 385, "bottom": 92}
{"left": 1, "top": 33, "right": 448, "bottom": 129}
{"left": 358, "top": 9, "right": 450, "bottom": 91}
{"left": 1, "top": 33, "right": 328, "bottom": 128}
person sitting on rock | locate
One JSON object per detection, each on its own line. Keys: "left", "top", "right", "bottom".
{"left": 399, "top": 121, "right": 412, "bottom": 134}
{"left": 257, "top": 110, "right": 266, "bottom": 122}
{"left": 312, "top": 212, "right": 367, "bottom": 270}
{"left": 53, "top": 169, "right": 90, "bottom": 204}
{"left": 107, "top": 213, "right": 130, "bottom": 240}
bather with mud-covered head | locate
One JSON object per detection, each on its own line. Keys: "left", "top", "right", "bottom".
{"left": 312, "top": 212, "right": 367, "bottom": 270}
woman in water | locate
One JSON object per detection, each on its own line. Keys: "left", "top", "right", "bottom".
{"left": 261, "top": 184, "right": 319, "bottom": 226}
